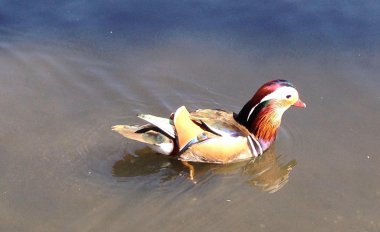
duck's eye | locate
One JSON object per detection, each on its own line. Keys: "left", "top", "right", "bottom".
{"left": 286, "top": 95, "right": 291, "bottom": 99}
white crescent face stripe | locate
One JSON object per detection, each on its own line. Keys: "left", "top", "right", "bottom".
{"left": 261, "top": 86, "right": 299, "bottom": 103}
{"left": 246, "top": 86, "right": 299, "bottom": 122}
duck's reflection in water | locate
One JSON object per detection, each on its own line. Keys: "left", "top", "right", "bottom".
{"left": 112, "top": 147, "right": 296, "bottom": 193}
{"left": 241, "top": 150, "right": 297, "bottom": 193}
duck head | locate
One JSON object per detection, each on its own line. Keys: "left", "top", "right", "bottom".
{"left": 235, "top": 79, "right": 306, "bottom": 151}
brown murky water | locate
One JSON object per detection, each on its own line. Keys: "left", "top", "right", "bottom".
{"left": 1, "top": 1, "right": 380, "bottom": 232}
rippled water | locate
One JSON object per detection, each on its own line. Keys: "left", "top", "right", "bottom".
{"left": 1, "top": 1, "right": 380, "bottom": 232}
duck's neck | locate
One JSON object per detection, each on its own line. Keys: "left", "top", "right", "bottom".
{"left": 235, "top": 101, "right": 284, "bottom": 151}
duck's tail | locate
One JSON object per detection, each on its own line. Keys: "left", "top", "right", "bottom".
{"left": 112, "top": 125, "right": 152, "bottom": 144}
{"left": 112, "top": 124, "right": 174, "bottom": 155}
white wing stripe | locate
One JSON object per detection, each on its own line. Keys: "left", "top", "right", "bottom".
{"left": 248, "top": 135, "right": 263, "bottom": 157}
{"left": 247, "top": 136, "right": 258, "bottom": 157}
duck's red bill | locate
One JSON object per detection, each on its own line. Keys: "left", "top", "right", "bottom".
{"left": 294, "top": 99, "right": 306, "bottom": 108}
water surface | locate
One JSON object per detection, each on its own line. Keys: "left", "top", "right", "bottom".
{"left": 1, "top": 1, "right": 380, "bottom": 232}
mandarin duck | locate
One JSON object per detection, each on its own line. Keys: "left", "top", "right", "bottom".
{"left": 112, "top": 79, "right": 306, "bottom": 164}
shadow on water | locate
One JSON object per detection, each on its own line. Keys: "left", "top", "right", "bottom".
{"left": 112, "top": 146, "right": 296, "bottom": 193}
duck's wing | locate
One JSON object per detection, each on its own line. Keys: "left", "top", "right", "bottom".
{"left": 172, "top": 107, "right": 261, "bottom": 163}
{"left": 190, "top": 109, "right": 262, "bottom": 158}
{"left": 190, "top": 109, "right": 251, "bottom": 137}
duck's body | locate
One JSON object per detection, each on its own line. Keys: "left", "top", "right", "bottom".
{"left": 113, "top": 79, "right": 305, "bottom": 164}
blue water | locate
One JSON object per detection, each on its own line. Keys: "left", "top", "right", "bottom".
{"left": 2, "top": 1, "right": 380, "bottom": 51}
